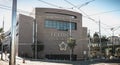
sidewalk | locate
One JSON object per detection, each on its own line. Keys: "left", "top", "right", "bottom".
{"left": 0, "top": 60, "right": 72, "bottom": 65}
{"left": 0, "top": 60, "right": 9, "bottom": 65}
{"left": 0, "top": 55, "right": 120, "bottom": 65}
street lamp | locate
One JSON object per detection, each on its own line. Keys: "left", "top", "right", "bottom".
{"left": 68, "top": 16, "right": 77, "bottom": 61}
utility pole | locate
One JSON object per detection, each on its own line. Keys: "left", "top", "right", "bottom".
{"left": 9, "top": 0, "right": 17, "bottom": 65}
{"left": 111, "top": 28, "right": 114, "bottom": 56}
{"left": 88, "top": 30, "right": 91, "bottom": 59}
{"left": 35, "top": 19, "right": 37, "bottom": 59}
{"left": 99, "top": 20, "right": 102, "bottom": 58}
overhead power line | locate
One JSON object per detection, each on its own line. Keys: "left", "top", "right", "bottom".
{"left": 88, "top": 9, "right": 120, "bottom": 16}
{"left": 78, "top": 0, "right": 95, "bottom": 9}
{"left": 64, "top": 0, "right": 115, "bottom": 36}
{"left": 37, "top": 0, "right": 77, "bottom": 14}
{"left": 0, "top": 6, "right": 11, "bottom": 11}
{"left": 37, "top": 0, "right": 112, "bottom": 34}
{"left": 61, "top": 0, "right": 95, "bottom": 10}
{"left": 38, "top": 0, "right": 71, "bottom": 9}
{"left": 37, "top": 0, "right": 118, "bottom": 29}
{"left": 37, "top": 0, "right": 112, "bottom": 29}
{"left": 38, "top": 0, "right": 61, "bottom": 8}
{"left": 64, "top": 0, "right": 98, "bottom": 23}
{"left": 0, "top": 4, "right": 34, "bottom": 15}
{"left": 64, "top": 0, "right": 112, "bottom": 28}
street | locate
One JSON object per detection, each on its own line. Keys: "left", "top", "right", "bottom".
{"left": 0, "top": 54, "right": 120, "bottom": 65}
{"left": 0, "top": 59, "right": 120, "bottom": 65}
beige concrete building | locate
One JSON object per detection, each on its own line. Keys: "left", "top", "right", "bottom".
{"left": 16, "top": 8, "right": 88, "bottom": 60}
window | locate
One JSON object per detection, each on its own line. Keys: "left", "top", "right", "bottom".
{"left": 45, "top": 20, "right": 77, "bottom": 31}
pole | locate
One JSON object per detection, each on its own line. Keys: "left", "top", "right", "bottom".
{"left": 112, "top": 30, "right": 114, "bottom": 56}
{"left": 35, "top": 19, "right": 37, "bottom": 59}
{"left": 32, "top": 20, "right": 34, "bottom": 58}
{"left": 99, "top": 20, "right": 102, "bottom": 58}
{"left": 9, "top": 0, "right": 17, "bottom": 65}
{"left": 33, "top": 19, "right": 37, "bottom": 59}
{"left": 69, "top": 16, "right": 72, "bottom": 61}
{"left": 69, "top": 17, "right": 72, "bottom": 37}
{"left": 88, "top": 30, "right": 91, "bottom": 59}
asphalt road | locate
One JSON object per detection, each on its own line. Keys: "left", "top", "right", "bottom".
{"left": 0, "top": 59, "right": 120, "bottom": 65}
{"left": 0, "top": 54, "right": 120, "bottom": 65}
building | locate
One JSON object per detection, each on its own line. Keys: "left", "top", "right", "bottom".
{"left": 108, "top": 36, "right": 120, "bottom": 45}
{"left": 106, "top": 36, "right": 120, "bottom": 57}
{"left": 1, "top": 30, "right": 11, "bottom": 53}
{"left": 16, "top": 8, "right": 88, "bottom": 60}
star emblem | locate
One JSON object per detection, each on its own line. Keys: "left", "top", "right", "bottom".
{"left": 59, "top": 42, "right": 67, "bottom": 51}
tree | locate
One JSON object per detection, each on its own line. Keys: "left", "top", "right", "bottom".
{"left": 93, "top": 32, "right": 99, "bottom": 46}
{"left": 91, "top": 32, "right": 109, "bottom": 58}
{"left": 67, "top": 37, "right": 76, "bottom": 61}
{"left": 91, "top": 32, "right": 100, "bottom": 58}
{"left": 31, "top": 41, "right": 44, "bottom": 59}
{"left": 0, "top": 28, "right": 5, "bottom": 60}
{"left": 101, "top": 36, "right": 108, "bottom": 46}
{"left": 0, "top": 28, "right": 4, "bottom": 42}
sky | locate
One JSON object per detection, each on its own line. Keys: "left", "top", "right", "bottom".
{"left": 0, "top": 0, "right": 120, "bottom": 37}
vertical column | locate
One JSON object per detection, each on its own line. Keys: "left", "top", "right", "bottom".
{"left": 9, "top": 0, "right": 17, "bottom": 65}
{"left": 33, "top": 19, "right": 37, "bottom": 59}
{"left": 99, "top": 20, "right": 102, "bottom": 58}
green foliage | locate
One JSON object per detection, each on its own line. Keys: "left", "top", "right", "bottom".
{"left": 92, "top": 32, "right": 109, "bottom": 46}
{"left": 0, "top": 28, "right": 4, "bottom": 49}
{"left": 93, "top": 32, "right": 99, "bottom": 43}
{"left": 101, "top": 36, "right": 108, "bottom": 42}
{"left": 37, "top": 44, "right": 44, "bottom": 51}
{"left": 67, "top": 37, "right": 76, "bottom": 49}
{"left": 101, "top": 36, "right": 108, "bottom": 46}
{"left": 0, "top": 28, "right": 4, "bottom": 40}
{"left": 93, "top": 32, "right": 99, "bottom": 37}
{"left": 0, "top": 28, "right": 3, "bottom": 32}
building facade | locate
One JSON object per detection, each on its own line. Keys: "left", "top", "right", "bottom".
{"left": 16, "top": 8, "right": 88, "bottom": 60}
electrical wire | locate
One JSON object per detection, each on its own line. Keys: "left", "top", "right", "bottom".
{"left": 1, "top": 1, "right": 119, "bottom": 36}
{"left": 64, "top": 0, "right": 98, "bottom": 23}
{"left": 37, "top": 0, "right": 113, "bottom": 32}
{"left": 63, "top": 0, "right": 115, "bottom": 36}
{"left": 88, "top": 9, "right": 120, "bottom": 16}
{"left": 38, "top": 0, "right": 61, "bottom": 8}
{"left": 0, "top": 6, "right": 11, "bottom": 11}
{"left": 38, "top": 0, "right": 74, "bottom": 10}
{"left": 38, "top": 0, "right": 116, "bottom": 29}
{"left": 0, "top": 4, "right": 34, "bottom": 15}
{"left": 78, "top": 0, "right": 95, "bottom": 9}
{"left": 38, "top": 0, "right": 112, "bottom": 36}
{"left": 64, "top": 0, "right": 112, "bottom": 28}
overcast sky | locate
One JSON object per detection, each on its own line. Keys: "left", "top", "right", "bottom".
{"left": 0, "top": 0, "right": 120, "bottom": 37}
